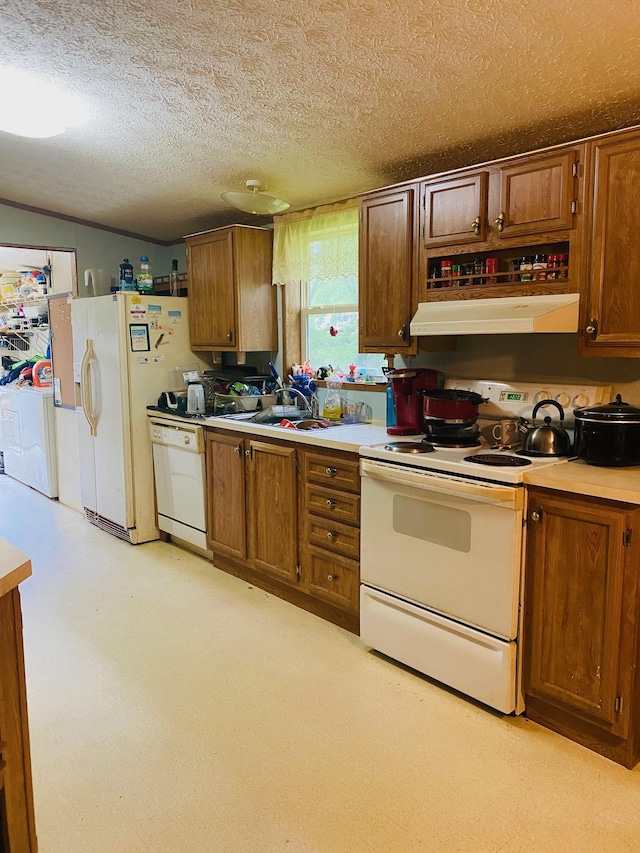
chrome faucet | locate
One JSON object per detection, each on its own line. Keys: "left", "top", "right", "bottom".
{"left": 275, "top": 386, "right": 317, "bottom": 417}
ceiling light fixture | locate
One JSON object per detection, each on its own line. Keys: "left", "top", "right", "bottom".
{"left": 221, "top": 179, "right": 290, "bottom": 215}
{"left": 0, "top": 68, "right": 87, "bottom": 138}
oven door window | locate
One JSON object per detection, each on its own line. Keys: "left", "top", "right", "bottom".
{"left": 394, "top": 494, "right": 471, "bottom": 552}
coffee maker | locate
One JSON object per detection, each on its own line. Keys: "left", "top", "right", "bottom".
{"left": 387, "top": 368, "right": 443, "bottom": 435}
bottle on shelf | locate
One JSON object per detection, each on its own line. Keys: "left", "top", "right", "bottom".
{"left": 136, "top": 256, "right": 154, "bottom": 294}
{"left": 119, "top": 258, "right": 135, "bottom": 291}
{"left": 169, "top": 259, "right": 179, "bottom": 297}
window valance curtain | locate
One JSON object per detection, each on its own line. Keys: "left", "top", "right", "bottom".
{"left": 272, "top": 199, "right": 359, "bottom": 286}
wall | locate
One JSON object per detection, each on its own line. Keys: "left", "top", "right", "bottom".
{"left": 0, "top": 202, "right": 170, "bottom": 295}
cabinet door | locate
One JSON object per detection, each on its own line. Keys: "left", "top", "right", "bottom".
{"left": 187, "top": 230, "right": 237, "bottom": 349}
{"left": 524, "top": 491, "right": 632, "bottom": 737}
{"left": 581, "top": 132, "right": 640, "bottom": 353}
{"left": 206, "top": 432, "right": 246, "bottom": 559}
{"left": 359, "top": 187, "right": 417, "bottom": 353}
{"left": 247, "top": 441, "right": 299, "bottom": 583}
{"left": 422, "top": 172, "right": 488, "bottom": 247}
{"left": 494, "top": 151, "right": 577, "bottom": 239}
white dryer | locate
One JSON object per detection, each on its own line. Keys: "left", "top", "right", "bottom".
{"left": 0, "top": 386, "right": 59, "bottom": 498}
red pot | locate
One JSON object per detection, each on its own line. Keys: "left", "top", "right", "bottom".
{"left": 417, "top": 389, "right": 488, "bottom": 422}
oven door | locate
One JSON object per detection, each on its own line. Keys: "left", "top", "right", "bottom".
{"left": 360, "top": 459, "right": 524, "bottom": 640}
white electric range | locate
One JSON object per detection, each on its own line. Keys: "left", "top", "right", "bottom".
{"left": 358, "top": 379, "right": 610, "bottom": 714}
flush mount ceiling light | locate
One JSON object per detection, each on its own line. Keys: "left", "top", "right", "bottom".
{"left": 221, "top": 179, "right": 290, "bottom": 215}
{"left": 0, "top": 67, "right": 87, "bottom": 138}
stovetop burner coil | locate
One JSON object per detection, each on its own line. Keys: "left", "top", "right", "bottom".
{"left": 463, "top": 454, "right": 532, "bottom": 467}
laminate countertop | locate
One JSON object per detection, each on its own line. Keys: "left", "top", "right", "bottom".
{"left": 524, "top": 460, "right": 640, "bottom": 505}
{"left": 0, "top": 538, "right": 32, "bottom": 598}
{"left": 147, "top": 410, "right": 389, "bottom": 454}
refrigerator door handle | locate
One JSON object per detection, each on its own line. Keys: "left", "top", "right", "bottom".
{"left": 81, "top": 339, "right": 98, "bottom": 436}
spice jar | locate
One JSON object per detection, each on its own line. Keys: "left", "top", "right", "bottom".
{"left": 429, "top": 264, "right": 441, "bottom": 289}
{"left": 472, "top": 258, "right": 484, "bottom": 285}
{"left": 485, "top": 257, "right": 499, "bottom": 284}
{"left": 558, "top": 254, "right": 568, "bottom": 279}
{"left": 519, "top": 256, "right": 534, "bottom": 282}
{"left": 533, "top": 254, "right": 548, "bottom": 281}
{"left": 546, "top": 255, "right": 557, "bottom": 280}
{"left": 440, "top": 260, "right": 452, "bottom": 286}
{"left": 510, "top": 259, "right": 521, "bottom": 282}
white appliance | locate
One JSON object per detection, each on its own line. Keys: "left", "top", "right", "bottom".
{"left": 359, "top": 379, "right": 610, "bottom": 714}
{"left": 72, "top": 293, "right": 209, "bottom": 543}
{"left": 0, "top": 386, "right": 58, "bottom": 497}
{"left": 149, "top": 418, "right": 207, "bottom": 550}
{"left": 410, "top": 293, "right": 580, "bottom": 336}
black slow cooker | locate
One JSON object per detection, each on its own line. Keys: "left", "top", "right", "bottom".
{"left": 574, "top": 395, "right": 640, "bottom": 467}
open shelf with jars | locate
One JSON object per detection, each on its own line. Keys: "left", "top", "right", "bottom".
{"left": 421, "top": 242, "right": 575, "bottom": 302}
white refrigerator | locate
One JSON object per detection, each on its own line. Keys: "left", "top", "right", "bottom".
{"left": 72, "top": 293, "right": 210, "bottom": 543}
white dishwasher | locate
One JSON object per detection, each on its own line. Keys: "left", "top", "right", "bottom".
{"left": 149, "top": 418, "right": 207, "bottom": 550}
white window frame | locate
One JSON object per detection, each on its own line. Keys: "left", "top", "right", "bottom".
{"left": 300, "top": 297, "right": 358, "bottom": 363}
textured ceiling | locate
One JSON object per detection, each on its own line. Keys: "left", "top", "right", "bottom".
{"left": 2, "top": 0, "right": 640, "bottom": 242}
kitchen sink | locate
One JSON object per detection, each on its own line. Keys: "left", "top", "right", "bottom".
{"left": 253, "top": 415, "right": 347, "bottom": 429}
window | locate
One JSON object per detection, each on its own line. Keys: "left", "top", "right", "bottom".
{"left": 273, "top": 201, "right": 384, "bottom": 374}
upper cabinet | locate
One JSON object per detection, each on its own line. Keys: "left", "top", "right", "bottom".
{"left": 423, "top": 172, "right": 488, "bottom": 247}
{"left": 358, "top": 185, "right": 418, "bottom": 355}
{"left": 419, "top": 147, "right": 583, "bottom": 302}
{"left": 580, "top": 129, "right": 640, "bottom": 356}
{"left": 186, "top": 225, "right": 276, "bottom": 352}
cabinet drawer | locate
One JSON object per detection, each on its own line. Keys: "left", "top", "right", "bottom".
{"left": 306, "top": 484, "right": 360, "bottom": 526}
{"left": 304, "top": 453, "right": 360, "bottom": 493}
{"left": 308, "top": 517, "right": 360, "bottom": 560}
{"left": 307, "top": 546, "right": 359, "bottom": 611}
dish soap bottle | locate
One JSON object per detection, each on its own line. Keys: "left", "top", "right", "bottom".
{"left": 136, "top": 256, "right": 154, "bottom": 294}
{"left": 322, "top": 376, "right": 343, "bottom": 420}
{"left": 119, "top": 258, "right": 135, "bottom": 291}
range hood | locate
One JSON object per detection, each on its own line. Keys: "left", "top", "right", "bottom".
{"left": 410, "top": 293, "right": 580, "bottom": 336}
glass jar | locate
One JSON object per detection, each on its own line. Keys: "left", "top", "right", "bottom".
{"left": 533, "top": 254, "right": 548, "bottom": 281}
{"left": 519, "top": 256, "right": 534, "bottom": 282}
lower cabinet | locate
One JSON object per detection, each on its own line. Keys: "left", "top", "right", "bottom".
{"left": 524, "top": 487, "right": 640, "bottom": 768}
{"left": 205, "top": 429, "right": 360, "bottom": 632}
{"left": 0, "top": 587, "right": 37, "bottom": 851}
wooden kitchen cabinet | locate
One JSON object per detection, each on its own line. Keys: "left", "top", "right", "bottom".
{"left": 247, "top": 441, "right": 299, "bottom": 584}
{"left": 0, "top": 545, "right": 37, "bottom": 852}
{"left": 358, "top": 185, "right": 418, "bottom": 355}
{"left": 422, "top": 171, "right": 488, "bottom": 248}
{"left": 579, "top": 128, "right": 640, "bottom": 356}
{"left": 523, "top": 487, "right": 640, "bottom": 768}
{"left": 186, "top": 225, "right": 276, "bottom": 352}
{"left": 205, "top": 428, "right": 361, "bottom": 632}
{"left": 419, "top": 147, "right": 582, "bottom": 303}
{"left": 205, "top": 432, "right": 247, "bottom": 560}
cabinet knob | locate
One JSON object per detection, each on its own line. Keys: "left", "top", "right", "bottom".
{"left": 327, "top": 531, "right": 339, "bottom": 541}
{"left": 226, "top": 331, "right": 233, "bottom": 341}
{"left": 326, "top": 499, "right": 338, "bottom": 508}
{"left": 531, "top": 510, "right": 541, "bottom": 522}
{"left": 397, "top": 325, "right": 408, "bottom": 339}
{"left": 326, "top": 466, "right": 338, "bottom": 477}
{"left": 471, "top": 216, "right": 481, "bottom": 236}
{"left": 327, "top": 574, "right": 338, "bottom": 582}
{"left": 494, "top": 212, "right": 505, "bottom": 233}
{"left": 184, "top": 436, "right": 191, "bottom": 445}
{"left": 234, "top": 443, "right": 242, "bottom": 454}
{"left": 585, "top": 319, "right": 598, "bottom": 340}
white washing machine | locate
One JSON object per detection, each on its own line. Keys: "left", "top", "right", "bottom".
{"left": 0, "top": 386, "right": 59, "bottom": 498}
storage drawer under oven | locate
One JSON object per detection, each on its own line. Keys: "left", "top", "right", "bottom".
{"left": 308, "top": 517, "right": 360, "bottom": 560}
{"left": 306, "top": 484, "right": 360, "bottom": 526}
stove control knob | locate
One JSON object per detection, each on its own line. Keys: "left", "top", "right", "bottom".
{"left": 555, "top": 392, "right": 571, "bottom": 408}
{"left": 572, "top": 393, "right": 590, "bottom": 408}
{"left": 534, "top": 390, "right": 552, "bottom": 404}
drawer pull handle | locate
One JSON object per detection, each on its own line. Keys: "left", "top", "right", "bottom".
{"left": 326, "top": 466, "right": 338, "bottom": 477}
{"left": 326, "top": 499, "right": 338, "bottom": 508}
{"left": 327, "top": 574, "right": 338, "bottom": 582}
{"left": 327, "top": 531, "right": 339, "bottom": 541}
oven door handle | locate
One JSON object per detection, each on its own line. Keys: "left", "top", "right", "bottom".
{"left": 360, "top": 459, "right": 522, "bottom": 508}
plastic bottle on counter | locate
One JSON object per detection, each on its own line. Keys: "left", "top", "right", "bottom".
{"left": 386, "top": 385, "right": 396, "bottom": 428}
{"left": 169, "top": 259, "right": 179, "bottom": 297}
{"left": 136, "top": 256, "right": 154, "bottom": 294}
{"left": 119, "top": 258, "right": 135, "bottom": 291}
